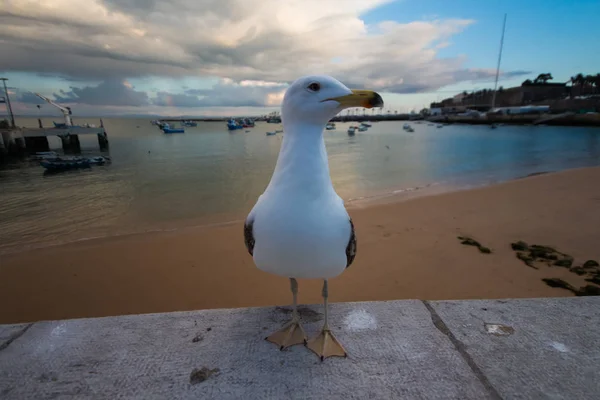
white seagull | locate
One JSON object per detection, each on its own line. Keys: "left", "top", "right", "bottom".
{"left": 244, "top": 75, "right": 383, "bottom": 360}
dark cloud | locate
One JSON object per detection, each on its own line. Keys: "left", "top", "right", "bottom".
{"left": 53, "top": 79, "right": 149, "bottom": 106}
{"left": 16, "top": 92, "right": 45, "bottom": 104}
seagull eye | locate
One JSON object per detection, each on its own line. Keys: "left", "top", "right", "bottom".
{"left": 307, "top": 82, "right": 321, "bottom": 92}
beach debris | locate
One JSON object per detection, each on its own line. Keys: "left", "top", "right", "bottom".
{"left": 484, "top": 323, "right": 515, "bottom": 336}
{"left": 511, "top": 241, "right": 573, "bottom": 268}
{"left": 585, "top": 277, "right": 600, "bottom": 285}
{"left": 275, "top": 306, "right": 322, "bottom": 322}
{"left": 577, "top": 285, "right": 600, "bottom": 296}
{"left": 510, "top": 241, "right": 529, "bottom": 251}
{"left": 542, "top": 278, "right": 600, "bottom": 296}
{"left": 192, "top": 333, "right": 203, "bottom": 343}
{"left": 512, "top": 241, "right": 600, "bottom": 294}
{"left": 517, "top": 252, "right": 537, "bottom": 269}
{"left": 190, "top": 367, "right": 220, "bottom": 385}
{"left": 457, "top": 236, "right": 493, "bottom": 254}
{"left": 553, "top": 258, "right": 573, "bottom": 267}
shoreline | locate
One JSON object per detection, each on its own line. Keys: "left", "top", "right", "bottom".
{"left": 2, "top": 166, "right": 600, "bottom": 324}
{"left": 0, "top": 167, "right": 563, "bottom": 256}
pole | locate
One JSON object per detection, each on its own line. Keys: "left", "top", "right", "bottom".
{"left": 1, "top": 78, "right": 16, "bottom": 128}
{"left": 491, "top": 14, "right": 507, "bottom": 110}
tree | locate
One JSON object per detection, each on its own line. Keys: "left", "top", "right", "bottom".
{"left": 522, "top": 79, "right": 533, "bottom": 86}
{"left": 533, "top": 73, "right": 553, "bottom": 84}
{"left": 498, "top": 86, "right": 504, "bottom": 92}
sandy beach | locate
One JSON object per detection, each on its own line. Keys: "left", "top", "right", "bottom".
{"left": 1, "top": 166, "right": 600, "bottom": 324}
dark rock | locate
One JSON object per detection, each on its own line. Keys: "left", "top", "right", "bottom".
{"left": 190, "top": 367, "right": 220, "bottom": 385}
{"left": 583, "top": 260, "right": 599, "bottom": 268}
{"left": 554, "top": 258, "right": 573, "bottom": 268}
{"left": 478, "top": 246, "right": 492, "bottom": 254}
{"left": 570, "top": 266, "right": 587, "bottom": 276}
{"left": 530, "top": 244, "right": 556, "bottom": 253}
{"left": 510, "top": 241, "right": 529, "bottom": 251}
{"left": 458, "top": 236, "right": 481, "bottom": 247}
{"left": 542, "top": 278, "right": 572, "bottom": 289}
{"left": 517, "top": 252, "right": 537, "bottom": 269}
{"left": 585, "top": 277, "right": 600, "bottom": 285}
{"left": 575, "top": 285, "right": 600, "bottom": 296}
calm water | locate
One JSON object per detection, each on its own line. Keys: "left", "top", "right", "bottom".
{"left": 1, "top": 118, "right": 600, "bottom": 253}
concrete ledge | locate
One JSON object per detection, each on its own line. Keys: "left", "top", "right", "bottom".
{"left": 0, "top": 298, "right": 598, "bottom": 399}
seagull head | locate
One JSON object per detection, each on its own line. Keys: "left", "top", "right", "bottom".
{"left": 281, "top": 75, "right": 384, "bottom": 127}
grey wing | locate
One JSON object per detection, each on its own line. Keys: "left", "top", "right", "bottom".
{"left": 345, "top": 218, "right": 357, "bottom": 268}
{"left": 244, "top": 217, "right": 255, "bottom": 256}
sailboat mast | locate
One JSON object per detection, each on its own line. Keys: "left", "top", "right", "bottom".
{"left": 491, "top": 13, "right": 507, "bottom": 110}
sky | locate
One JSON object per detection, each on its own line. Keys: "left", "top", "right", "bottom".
{"left": 1, "top": 0, "right": 599, "bottom": 118}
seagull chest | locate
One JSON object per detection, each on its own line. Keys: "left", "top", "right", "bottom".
{"left": 250, "top": 194, "right": 351, "bottom": 279}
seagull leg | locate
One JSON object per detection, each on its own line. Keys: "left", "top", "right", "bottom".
{"left": 265, "top": 278, "right": 307, "bottom": 350}
{"left": 306, "top": 279, "right": 347, "bottom": 361}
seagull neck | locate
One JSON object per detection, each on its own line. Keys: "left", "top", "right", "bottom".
{"left": 267, "top": 121, "right": 333, "bottom": 195}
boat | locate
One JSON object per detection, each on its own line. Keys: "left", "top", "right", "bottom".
{"left": 406, "top": 127, "right": 414, "bottom": 132}
{"left": 40, "top": 157, "right": 91, "bottom": 171}
{"left": 361, "top": 122, "right": 372, "bottom": 127}
{"left": 242, "top": 118, "right": 255, "bottom": 128}
{"left": 325, "top": 122, "right": 336, "bottom": 130}
{"left": 358, "top": 125, "right": 368, "bottom": 132}
{"left": 403, "top": 123, "right": 411, "bottom": 130}
{"left": 227, "top": 119, "right": 243, "bottom": 130}
{"left": 347, "top": 126, "right": 357, "bottom": 135}
{"left": 161, "top": 123, "right": 185, "bottom": 133}
{"left": 182, "top": 120, "right": 197, "bottom": 127}
{"left": 266, "top": 131, "right": 277, "bottom": 136}
{"left": 31, "top": 151, "right": 60, "bottom": 160}
{"left": 88, "top": 156, "right": 111, "bottom": 165}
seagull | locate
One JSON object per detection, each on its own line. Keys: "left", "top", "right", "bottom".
{"left": 244, "top": 75, "right": 383, "bottom": 360}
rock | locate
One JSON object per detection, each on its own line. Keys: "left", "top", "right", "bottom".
{"left": 478, "top": 246, "right": 492, "bottom": 254}
{"left": 510, "top": 241, "right": 529, "bottom": 251}
{"left": 583, "top": 260, "right": 599, "bottom": 268}
{"left": 570, "top": 266, "right": 587, "bottom": 276}
{"left": 554, "top": 258, "right": 573, "bottom": 268}
{"left": 542, "top": 278, "right": 573, "bottom": 290}
{"left": 585, "top": 277, "right": 600, "bottom": 285}
{"left": 575, "top": 285, "right": 600, "bottom": 297}
{"left": 457, "top": 236, "right": 481, "bottom": 247}
{"left": 517, "top": 252, "right": 537, "bottom": 269}
{"left": 190, "top": 367, "right": 220, "bottom": 385}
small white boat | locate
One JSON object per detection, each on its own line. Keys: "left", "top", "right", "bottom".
{"left": 326, "top": 122, "right": 336, "bottom": 130}
{"left": 358, "top": 125, "right": 368, "bottom": 132}
{"left": 347, "top": 126, "right": 357, "bottom": 135}
{"left": 266, "top": 131, "right": 277, "bottom": 136}
{"left": 403, "top": 123, "right": 411, "bottom": 130}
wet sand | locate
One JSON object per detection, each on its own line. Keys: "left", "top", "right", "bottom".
{"left": 1, "top": 166, "right": 600, "bottom": 324}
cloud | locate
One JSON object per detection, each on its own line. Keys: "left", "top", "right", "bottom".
{"left": 52, "top": 79, "right": 149, "bottom": 106}
{"left": 154, "top": 79, "right": 287, "bottom": 107}
{"left": 1, "top": 0, "right": 528, "bottom": 112}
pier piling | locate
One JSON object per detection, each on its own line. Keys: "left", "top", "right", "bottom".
{"left": 97, "top": 132, "right": 109, "bottom": 150}
{"left": 24, "top": 136, "right": 50, "bottom": 152}
{"left": 60, "top": 135, "right": 81, "bottom": 153}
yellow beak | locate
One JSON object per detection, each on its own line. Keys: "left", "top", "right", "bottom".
{"left": 325, "top": 89, "right": 384, "bottom": 109}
